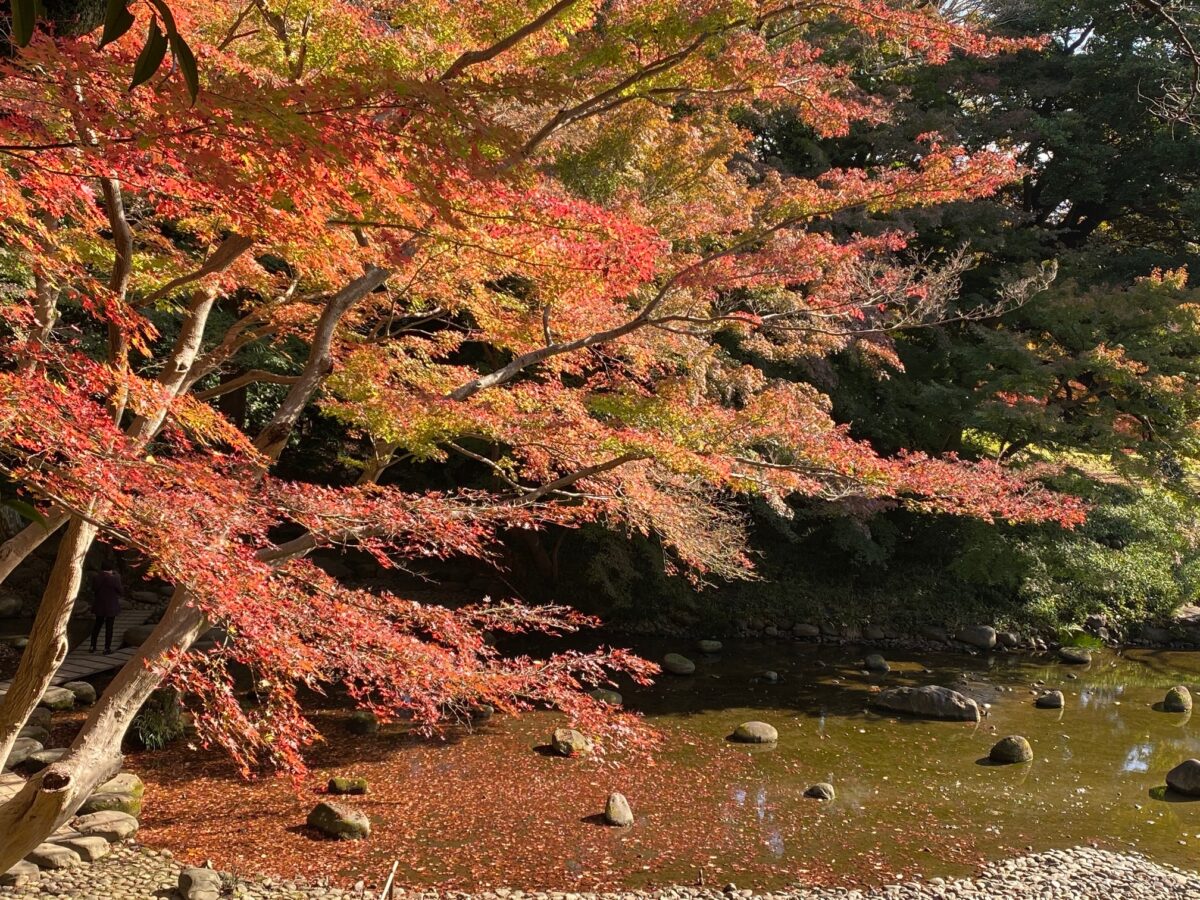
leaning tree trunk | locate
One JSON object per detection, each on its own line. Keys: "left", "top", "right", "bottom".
{"left": 0, "top": 515, "right": 98, "bottom": 769}
{"left": 0, "top": 587, "right": 206, "bottom": 872}
{"left": 0, "top": 511, "right": 67, "bottom": 584}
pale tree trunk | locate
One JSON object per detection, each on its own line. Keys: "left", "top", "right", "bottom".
{"left": 0, "top": 511, "right": 67, "bottom": 584}
{"left": 0, "top": 587, "right": 206, "bottom": 873}
{"left": 0, "top": 516, "right": 98, "bottom": 768}
{"left": 0, "top": 266, "right": 389, "bottom": 868}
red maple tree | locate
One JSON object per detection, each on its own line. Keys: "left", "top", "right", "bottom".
{"left": 0, "top": 0, "right": 1076, "bottom": 867}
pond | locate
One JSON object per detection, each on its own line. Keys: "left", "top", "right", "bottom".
{"left": 131, "top": 639, "right": 1200, "bottom": 890}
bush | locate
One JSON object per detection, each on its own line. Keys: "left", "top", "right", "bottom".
{"left": 129, "top": 688, "right": 186, "bottom": 751}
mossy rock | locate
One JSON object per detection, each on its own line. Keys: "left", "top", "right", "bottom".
{"left": 1164, "top": 685, "right": 1193, "bottom": 712}
{"left": 306, "top": 800, "right": 370, "bottom": 839}
{"left": 989, "top": 735, "right": 1033, "bottom": 764}
{"left": 328, "top": 776, "right": 369, "bottom": 795}
{"left": 78, "top": 791, "right": 142, "bottom": 817}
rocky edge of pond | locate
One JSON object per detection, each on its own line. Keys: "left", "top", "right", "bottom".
{"left": 2, "top": 845, "right": 1199, "bottom": 900}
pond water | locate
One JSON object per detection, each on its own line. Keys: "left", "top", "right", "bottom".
{"left": 134, "top": 639, "right": 1200, "bottom": 890}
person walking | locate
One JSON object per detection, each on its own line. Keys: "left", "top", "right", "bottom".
{"left": 89, "top": 562, "right": 123, "bottom": 654}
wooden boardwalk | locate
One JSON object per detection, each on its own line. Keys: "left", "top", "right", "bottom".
{"left": 0, "top": 607, "right": 148, "bottom": 694}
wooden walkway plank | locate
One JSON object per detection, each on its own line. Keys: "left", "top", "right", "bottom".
{"left": 0, "top": 606, "right": 151, "bottom": 693}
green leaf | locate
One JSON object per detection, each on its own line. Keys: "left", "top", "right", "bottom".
{"left": 99, "top": 0, "right": 136, "bottom": 49}
{"left": 3, "top": 498, "right": 47, "bottom": 529}
{"left": 129, "top": 18, "right": 169, "bottom": 91}
{"left": 10, "top": 0, "right": 36, "bottom": 47}
{"left": 169, "top": 32, "right": 199, "bottom": 104}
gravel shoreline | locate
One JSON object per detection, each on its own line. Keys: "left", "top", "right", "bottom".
{"left": 2, "top": 845, "right": 1198, "bottom": 900}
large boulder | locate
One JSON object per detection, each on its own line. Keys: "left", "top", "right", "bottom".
{"left": 603, "top": 791, "right": 634, "bottom": 827}
{"left": 1058, "top": 646, "right": 1093, "bottom": 665}
{"left": 179, "top": 867, "right": 222, "bottom": 900}
{"left": 1035, "top": 690, "right": 1065, "bottom": 710}
{"left": 24, "top": 843, "right": 80, "bottom": 869}
{"left": 4, "top": 736, "right": 43, "bottom": 769}
{"left": 956, "top": 625, "right": 997, "bottom": 650}
{"left": 55, "top": 835, "right": 110, "bottom": 862}
{"left": 0, "top": 860, "right": 40, "bottom": 887}
{"left": 990, "top": 735, "right": 1034, "bottom": 764}
{"left": 996, "top": 631, "right": 1021, "bottom": 649}
{"left": 79, "top": 773, "right": 145, "bottom": 818}
{"left": 731, "top": 721, "right": 778, "bottom": 744}
{"left": 1164, "top": 686, "right": 1193, "bottom": 712}
{"left": 550, "top": 727, "right": 593, "bottom": 757}
{"left": 39, "top": 686, "right": 75, "bottom": 711}
{"left": 871, "top": 685, "right": 980, "bottom": 722}
{"left": 1167, "top": 759, "right": 1200, "bottom": 796}
{"left": 662, "top": 653, "right": 696, "bottom": 675}
{"left": 71, "top": 810, "right": 140, "bottom": 842}
{"left": 62, "top": 681, "right": 97, "bottom": 706}
{"left": 306, "top": 801, "right": 370, "bottom": 839}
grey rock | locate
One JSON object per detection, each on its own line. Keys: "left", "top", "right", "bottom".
{"left": 793, "top": 623, "right": 820, "bottom": 638}
{"left": 18, "top": 724, "right": 51, "bottom": 745}
{"left": 589, "top": 688, "right": 623, "bottom": 707}
{"left": 990, "top": 735, "right": 1034, "bottom": 764}
{"left": 864, "top": 624, "right": 886, "bottom": 641}
{"left": 662, "top": 653, "right": 695, "bottom": 675}
{"left": 755, "top": 670, "right": 780, "bottom": 684}
{"left": 1058, "top": 646, "right": 1093, "bottom": 665}
{"left": 39, "top": 686, "right": 75, "bottom": 711}
{"left": 0, "top": 860, "right": 40, "bottom": 887}
{"left": 550, "top": 727, "right": 593, "bottom": 757}
{"left": 871, "top": 685, "right": 980, "bottom": 721}
{"left": 16, "top": 747, "right": 67, "bottom": 774}
{"left": 306, "top": 801, "right": 370, "bottom": 839}
{"left": 180, "top": 867, "right": 222, "bottom": 900}
{"left": 25, "top": 842, "right": 81, "bottom": 869}
{"left": 1141, "top": 624, "right": 1173, "bottom": 644}
{"left": 731, "top": 721, "right": 778, "bottom": 744}
{"left": 1164, "top": 685, "right": 1193, "bottom": 712}
{"left": 57, "top": 835, "right": 110, "bottom": 862}
{"left": 955, "top": 625, "right": 997, "bottom": 650}
{"left": 26, "top": 707, "right": 52, "bottom": 730}
{"left": 603, "top": 791, "right": 634, "bottom": 827}
{"left": 62, "top": 681, "right": 97, "bottom": 706}
{"left": 97, "top": 772, "right": 144, "bottom": 798}
{"left": 71, "top": 810, "right": 140, "bottom": 841}
{"left": 1166, "top": 759, "right": 1200, "bottom": 796}
{"left": 996, "top": 631, "right": 1021, "bottom": 649}
{"left": 764, "top": 625, "right": 780, "bottom": 638}
{"left": 4, "top": 736, "right": 43, "bottom": 769}
{"left": 804, "top": 782, "right": 835, "bottom": 800}
{"left": 863, "top": 653, "right": 889, "bottom": 673}
{"left": 696, "top": 639, "right": 723, "bottom": 654}
{"left": 1035, "top": 690, "right": 1064, "bottom": 709}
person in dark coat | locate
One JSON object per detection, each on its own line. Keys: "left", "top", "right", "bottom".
{"left": 89, "top": 563, "right": 123, "bottom": 654}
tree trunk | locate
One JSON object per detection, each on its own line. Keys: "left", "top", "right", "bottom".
{"left": 0, "top": 510, "right": 67, "bottom": 585}
{"left": 0, "top": 588, "right": 206, "bottom": 872}
{"left": 0, "top": 515, "right": 97, "bottom": 769}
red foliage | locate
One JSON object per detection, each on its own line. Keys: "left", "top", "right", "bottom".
{"left": 0, "top": 0, "right": 1078, "bottom": 779}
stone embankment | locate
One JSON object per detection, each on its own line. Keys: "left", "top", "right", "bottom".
{"left": 1, "top": 846, "right": 1197, "bottom": 900}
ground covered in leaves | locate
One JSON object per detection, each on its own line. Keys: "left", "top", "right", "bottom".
{"left": 128, "top": 703, "right": 987, "bottom": 891}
